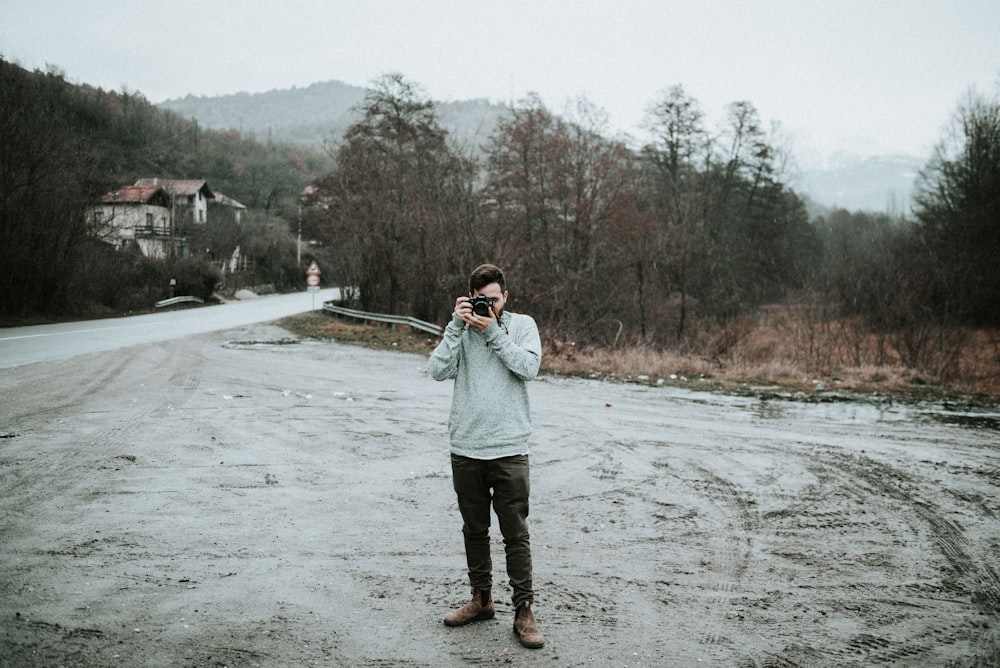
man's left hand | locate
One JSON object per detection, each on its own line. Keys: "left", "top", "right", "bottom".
{"left": 460, "top": 305, "right": 496, "bottom": 332}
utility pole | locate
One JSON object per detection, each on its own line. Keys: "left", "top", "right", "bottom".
{"left": 297, "top": 206, "right": 302, "bottom": 267}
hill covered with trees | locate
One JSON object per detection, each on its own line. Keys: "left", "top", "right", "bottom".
{"left": 158, "top": 79, "right": 512, "bottom": 157}
{"left": 0, "top": 59, "right": 332, "bottom": 320}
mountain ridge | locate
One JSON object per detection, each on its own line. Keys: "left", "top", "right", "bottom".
{"left": 798, "top": 152, "right": 924, "bottom": 215}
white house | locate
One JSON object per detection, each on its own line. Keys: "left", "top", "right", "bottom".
{"left": 92, "top": 178, "right": 250, "bottom": 262}
{"left": 92, "top": 178, "right": 219, "bottom": 258}
{"left": 91, "top": 184, "right": 174, "bottom": 258}
{"left": 134, "top": 178, "right": 215, "bottom": 230}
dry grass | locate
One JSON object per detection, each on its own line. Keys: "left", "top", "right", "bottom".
{"left": 280, "top": 311, "right": 1000, "bottom": 405}
{"left": 540, "top": 339, "right": 910, "bottom": 398}
{"left": 280, "top": 312, "right": 443, "bottom": 355}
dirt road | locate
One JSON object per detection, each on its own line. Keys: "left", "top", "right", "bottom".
{"left": 1, "top": 321, "right": 998, "bottom": 666}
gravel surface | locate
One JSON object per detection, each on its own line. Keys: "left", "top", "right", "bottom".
{"left": 1, "top": 321, "right": 998, "bottom": 666}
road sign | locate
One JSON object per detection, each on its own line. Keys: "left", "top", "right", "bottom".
{"left": 306, "top": 261, "right": 321, "bottom": 275}
{"left": 306, "top": 274, "right": 320, "bottom": 287}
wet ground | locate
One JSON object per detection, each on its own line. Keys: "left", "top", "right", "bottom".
{"left": 1, "top": 321, "right": 998, "bottom": 666}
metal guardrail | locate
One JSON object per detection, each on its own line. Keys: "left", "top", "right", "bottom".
{"left": 155, "top": 295, "right": 205, "bottom": 308}
{"left": 323, "top": 301, "right": 444, "bottom": 336}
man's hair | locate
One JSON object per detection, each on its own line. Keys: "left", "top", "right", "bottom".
{"left": 469, "top": 263, "right": 506, "bottom": 294}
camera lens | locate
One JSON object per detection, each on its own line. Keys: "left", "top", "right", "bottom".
{"left": 471, "top": 295, "right": 492, "bottom": 317}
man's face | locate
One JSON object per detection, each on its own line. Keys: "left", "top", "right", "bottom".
{"left": 470, "top": 281, "right": 507, "bottom": 316}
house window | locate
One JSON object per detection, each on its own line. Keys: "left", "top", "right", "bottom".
{"left": 146, "top": 213, "right": 154, "bottom": 227}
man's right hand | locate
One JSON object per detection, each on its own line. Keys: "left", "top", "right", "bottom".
{"left": 455, "top": 296, "right": 495, "bottom": 331}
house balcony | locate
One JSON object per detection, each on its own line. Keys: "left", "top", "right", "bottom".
{"left": 134, "top": 225, "right": 173, "bottom": 237}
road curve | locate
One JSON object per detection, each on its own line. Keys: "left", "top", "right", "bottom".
{"left": 0, "top": 288, "right": 341, "bottom": 369}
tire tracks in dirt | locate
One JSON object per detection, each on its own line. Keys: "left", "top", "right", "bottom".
{"left": 0, "top": 349, "right": 143, "bottom": 520}
{"left": 0, "top": 340, "right": 208, "bottom": 617}
{"left": 762, "top": 445, "right": 1000, "bottom": 665}
{"left": 826, "top": 449, "right": 1000, "bottom": 614}
{"left": 4, "top": 337, "right": 998, "bottom": 666}
{"left": 536, "top": 387, "right": 999, "bottom": 666}
{"left": 536, "top": 423, "right": 766, "bottom": 663}
{"left": 2, "top": 341, "right": 206, "bottom": 504}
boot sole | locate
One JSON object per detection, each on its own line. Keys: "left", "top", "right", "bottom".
{"left": 513, "top": 622, "right": 544, "bottom": 648}
{"left": 514, "top": 630, "right": 544, "bottom": 649}
{"left": 443, "top": 610, "right": 495, "bottom": 627}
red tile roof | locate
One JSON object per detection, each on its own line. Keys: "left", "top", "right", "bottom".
{"left": 101, "top": 184, "right": 166, "bottom": 204}
{"left": 134, "top": 178, "right": 214, "bottom": 198}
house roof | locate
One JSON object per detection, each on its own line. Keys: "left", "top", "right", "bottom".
{"left": 101, "top": 184, "right": 168, "bottom": 204}
{"left": 212, "top": 191, "right": 247, "bottom": 210}
{"left": 135, "top": 178, "right": 214, "bottom": 199}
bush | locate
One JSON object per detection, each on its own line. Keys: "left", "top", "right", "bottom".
{"left": 62, "top": 243, "right": 222, "bottom": 316}
{"left": 168, "top": 258, "right": 223, "bottom": 300}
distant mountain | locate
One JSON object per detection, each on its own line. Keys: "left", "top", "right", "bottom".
{"left": 796, "top": 152, "right": 926, "bottom": 214}
{"left": 158, "top": 79, "right": 511, "bottom": 153}
{"left": 159, "top": 81, "right": 926, "bottom": 214}
{"left": 158, "top": 80, "right": 367, "bottom": 146}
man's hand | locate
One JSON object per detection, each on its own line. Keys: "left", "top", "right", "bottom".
{"left": 455, "top": 296, "right": 496, "bottom": 332}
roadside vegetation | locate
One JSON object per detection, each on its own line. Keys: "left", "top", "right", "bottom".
{"left": 280, "top": 312, "right": 998, "bottom": 404}
{"left": 299, "top": 74, "right": 999, "bottom": 403}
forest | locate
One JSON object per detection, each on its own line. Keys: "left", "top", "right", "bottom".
{"left": 2, "top": 61, "right": 998, "bottom": 396}
{"left": 304, "top": 74, "right": 999, "bottom": 396}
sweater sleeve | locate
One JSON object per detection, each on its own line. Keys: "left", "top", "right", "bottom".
{"left": 427, "top": 314, "right": 465, "bottom": 381}
{"left": 482, "top": 314, "right": 541, "bottom": 381}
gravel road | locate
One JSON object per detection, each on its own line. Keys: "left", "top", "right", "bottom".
{"left": 1, "top": 321, "right": 998, "bottom": 666}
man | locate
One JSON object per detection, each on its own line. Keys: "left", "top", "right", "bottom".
{"left": 428, "top": 263, "right": 544, "bottom": 649}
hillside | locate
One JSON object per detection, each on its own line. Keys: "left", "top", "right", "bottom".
{"left": 0, "top": 59, "right": 330, "bottom": 320}
{"left": 158, "top": 79, "right": 512, "bottom": 154}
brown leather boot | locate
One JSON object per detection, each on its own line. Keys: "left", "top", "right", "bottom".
{"left": 513, "top": 601, "right": 544, "bottom": 648}
{"left": 443, "top": 588, "right": 495, "bottom": 627}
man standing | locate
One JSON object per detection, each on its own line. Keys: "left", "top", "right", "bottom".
{"left": 428, "top": 263, "right": 545, "bottom": 649}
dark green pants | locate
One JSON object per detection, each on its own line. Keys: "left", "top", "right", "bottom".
{"left": 450, "top": 453, "right": 533, "bottom": 607}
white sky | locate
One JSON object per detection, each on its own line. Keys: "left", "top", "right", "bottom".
{"left": 2, "top": 0, "right": 999, "bottom": 168}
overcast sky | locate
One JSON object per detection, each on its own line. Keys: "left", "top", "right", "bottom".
{"left": 2, "top": 0, "right": 998, "bottom": 168}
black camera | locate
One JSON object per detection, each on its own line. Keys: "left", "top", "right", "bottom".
{"left": 468, "top": 294, "right": 495, "bottom": 317}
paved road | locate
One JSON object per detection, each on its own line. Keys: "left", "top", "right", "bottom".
{"left": 0, "top": 289, "right": 341, "bottom": 369}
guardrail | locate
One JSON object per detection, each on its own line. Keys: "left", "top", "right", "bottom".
{"left": 323, "top": 301, "right": 444, "bottom": 336}
{"left": 155, "top": 295, "right": 205, "bottom": 308}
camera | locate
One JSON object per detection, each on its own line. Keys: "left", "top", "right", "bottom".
{"left": 468, "top": 294, "right": 495, "bottom": 317}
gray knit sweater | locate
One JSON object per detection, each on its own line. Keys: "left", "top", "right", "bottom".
{"left": 428, "top": 311, "right": 542, "bottom": 459}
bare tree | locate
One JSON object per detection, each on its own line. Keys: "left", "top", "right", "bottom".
{"left": 481, "top": 95, "right": 640, "bottom": 340}
{"left": 307, "top": 74, "right": 477, "bottom": 322}
{"left": 640, "top": 85, "right": 712, "bottom": 341}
